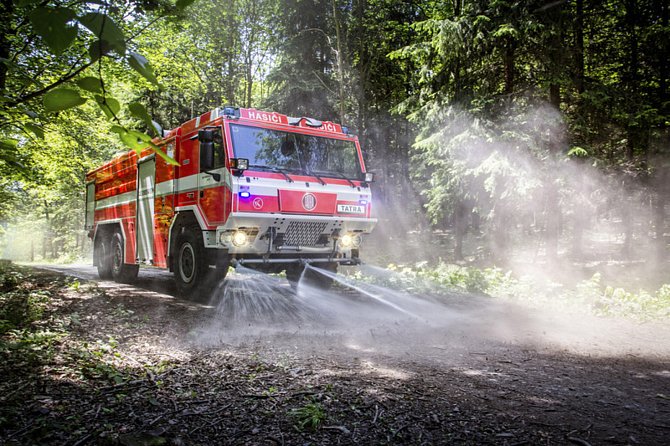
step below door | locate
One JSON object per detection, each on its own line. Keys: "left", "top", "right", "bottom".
{"left": 136, "top": 156, "right": 156, "bottom": 263}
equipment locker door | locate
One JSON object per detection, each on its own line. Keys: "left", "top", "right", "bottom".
{"left": 136, "top": 156, "right": 156, "bottom": 263}
{"left": 84, "top": 181, "right": 95, "bottom": 230}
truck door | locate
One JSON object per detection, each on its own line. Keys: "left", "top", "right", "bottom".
{"left": 198, "top": 127, "right": 228, "bottom": 225}
{"left": 136, "top": 155, "right": 156, "bottom": 263}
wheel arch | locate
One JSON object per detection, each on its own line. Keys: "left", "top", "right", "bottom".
{"left": 167, "top": 211, "right": 229, "bottom": 272}
{"left": 167, "top": 211, "right": 200, "bottom": 272}
{"left": 93, "top": 222, "right": 124, "bottom": 266}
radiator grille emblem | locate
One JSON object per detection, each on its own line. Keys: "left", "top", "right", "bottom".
{"left": 302, "top": 193, "right": 317, "bottom": 211}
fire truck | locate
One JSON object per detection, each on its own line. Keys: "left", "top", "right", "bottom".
{"left": 85, "top": 106, "right": 376, "bottom": 296}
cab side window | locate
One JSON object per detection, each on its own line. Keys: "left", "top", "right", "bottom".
{"left": 212, "top": 129, "right": 225, "bottom": 168}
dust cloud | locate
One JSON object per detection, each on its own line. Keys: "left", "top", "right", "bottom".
{"left": 190, "top": 101, "right": 668, "bottom": 362}
{"left": 190, "top": 264, "right": 670, "bottom": 365}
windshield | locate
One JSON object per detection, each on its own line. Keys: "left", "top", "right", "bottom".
{"left": 229, "top": 124, "right": 362, "bottom": 179}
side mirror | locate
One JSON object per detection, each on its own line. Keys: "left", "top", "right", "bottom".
{"left": 200, "top": 142, "right": 214, "bottom": 170}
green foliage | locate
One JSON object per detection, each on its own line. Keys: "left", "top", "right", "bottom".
{"left": 354, "top": 263, "right": 670, "bottom": 321}
{"left": 28, "top": 7, "right": 78, "bottom": 55}
{"left": 0, "top": 0, "right": 180, "bottom": 178}
{"left": 0, "top": 269, "right": 49, "bottom": 333}
{"left": 291, "top": 400, "right": 326, "bottom": 431}
{"left": 128, "top": 52, "right": 160, "bottom": 87}
{"left": 43, "top": 88, "right": 88, "bottom": 112}
{"left": 79, "top": 12, "right": 127, "bottom": 56}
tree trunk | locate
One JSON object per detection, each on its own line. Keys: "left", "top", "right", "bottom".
{"left": 654, "top": 168, "right": 668, "bottom": 260}
{"left": 453, "top": 201, "right": 468, "bottom": 261}
{"left": 0, "top": 0, "right": 13, "bottom": 93}
{"left": 624, "top": 0, "right": 640, "bottom": 162}
{"left": 504, "top": 44, "right": 515, "bottom": 95}
{"left": 331, "top": 0, "right": 346, "bottom": 122}
{"left": 575, "top": 0, "right": 584, "bottom": 96}
{"left": 545, "top": 184, "right": 559, "bottom": 261}
{"left": 549, "top": 84, "right": 560, "bottom": 108}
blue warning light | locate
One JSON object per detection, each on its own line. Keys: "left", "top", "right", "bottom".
{"left": 239, "top": 191, "right": 251, "bottom": 198}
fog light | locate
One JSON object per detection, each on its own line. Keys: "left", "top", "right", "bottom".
{"left": 220, "top": 232, "right": 232, "bottom": 245}
{"left": 232, "top": 231, "right": 248, "bottom": 247}
{"left": 339, "top": 233, "right": 362, "bottom": 249}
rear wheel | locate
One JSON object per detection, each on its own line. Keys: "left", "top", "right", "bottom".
{"left": 111, "top": 232, "right": 139, "bottom": 283}
{"left": 95, "top": 234, "right": 113, "bottom": 280}
{"left": 174, "top": 227, "right": 222, "bottom": 298}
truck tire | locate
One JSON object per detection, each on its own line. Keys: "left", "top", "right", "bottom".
{"left": 174, "top": 227, "right": 215, "bottom": 299}
{"left": 95, "top": 234, "right": 113, "bottom": 280}
{"left": 111, "top": 232, "right": 139, "bottom": 283}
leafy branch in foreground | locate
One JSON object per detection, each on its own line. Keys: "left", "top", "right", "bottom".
{"left": 0, "top": 0, "right": 196, "bottom": 166}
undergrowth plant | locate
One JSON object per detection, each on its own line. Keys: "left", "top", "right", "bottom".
{"left": 350, "top": 262, "right": 670, "bottom": 320}
{"left": 291, "top": 400, "right": 326, "bottom": 431}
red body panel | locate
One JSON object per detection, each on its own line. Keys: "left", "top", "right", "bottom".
{"left": 278, "top": 190, "right": 337, "bottom": 215}
{"left": 237, "top": 194, "right": 280, "bottom": 213}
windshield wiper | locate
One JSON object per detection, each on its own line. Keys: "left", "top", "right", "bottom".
{"left": 296, "top": 168, "right": 326, "bottom": 186}
{"left": 312, "top": 170, "right": 356, "bottom": 188}
{"left": 247, "top": 164, "right": 294, "bottom": 183}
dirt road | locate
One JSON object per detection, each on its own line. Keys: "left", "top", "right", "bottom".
{"left": 2, "top": 263, "right": 669, "bottom": 445}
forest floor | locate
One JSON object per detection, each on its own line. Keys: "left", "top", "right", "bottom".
{"left": 1, "top": 263, "right": 669, "bottom": 445}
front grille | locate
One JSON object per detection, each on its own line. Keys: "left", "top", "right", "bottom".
{"left": 281, "top": 221, "right": 329, "bottom": 247}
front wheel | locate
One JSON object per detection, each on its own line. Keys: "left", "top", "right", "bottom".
{"left": 174, "top": 228, "right": 219, "bottom": 299}
{"left": 111, "top": 233, "right": 139, "bottom": 283}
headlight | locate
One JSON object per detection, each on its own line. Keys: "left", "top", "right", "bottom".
{"left": 232, "top": 231, "right": 248, "bottom": 247}
{"left": 339, "top": 233, "right": 361, "bottom": 249}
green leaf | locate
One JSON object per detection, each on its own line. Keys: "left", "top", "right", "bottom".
{"left": 567, "top": 146, "right": 589, "bottom": 158}
{"left": 78, "top": 13, "right": 126, "bottom": 55}
{"left": 94, "top": 95, "right": 121, "bottom": 120}
{"left": 128, "top": 52, "right": 160, "bottom": 87}
{"left": 43, "top": 88, "right": 87, "bottom": 112}
{"left": 128, "top": 102, "right": 156, "bottom": 136}
{"left": 0, "top": 138, "right": 19, "bottom": 151}
{"left": 24, "top": 123, "right": 45, "bottom": 139}
{"left": 176, "top": 0, "right": 197, "bottom": 10}
{"left": 76, "top": 76, "right": 103, "bottom": 93}
{"left": 117, "top": 130, "right": 178, "bottom": 166}
{"left": 119, "top": 130, "right": 147, "bottom": 151}
{"left": 150, "top": 142, "right": 179, "bottom": 166}
{"left": 110, "top": 125, "right": 126, "bottom": 135}
{"left": 88, "top": 40, "right": 113, "bottom": 62}
{"left": 29, "top": 7, "right": 78, "bottom": 55}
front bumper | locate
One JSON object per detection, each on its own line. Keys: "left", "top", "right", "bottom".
{"left": 213, "top": 212, "right": 376, "bottom": 258}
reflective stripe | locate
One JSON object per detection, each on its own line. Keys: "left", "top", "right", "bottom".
{"left": 95, "top": 191, "right": 136, "bottom": 210}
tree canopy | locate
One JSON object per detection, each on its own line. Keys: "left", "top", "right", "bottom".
{"left": 0, "top": 0, "right": 668, "bottom": 264}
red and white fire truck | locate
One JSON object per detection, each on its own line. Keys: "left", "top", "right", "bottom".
{"left": 85, "top": 107, "right": 376, "bottom": 296}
